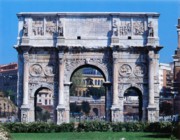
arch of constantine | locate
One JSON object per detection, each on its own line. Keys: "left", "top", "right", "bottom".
{"left": 14, "top": 12, "right": 162, "bottom": 124}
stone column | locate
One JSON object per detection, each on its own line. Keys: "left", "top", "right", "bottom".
{"left": 59, "top": 58, "right": 65, "bottom": 106}
{"left": 112, "top": 58, "right": 118, "bottom": 106}
{"left": 147, "top": 50, "right": 156, "bottom": 122}
{"left": 64, "top": 82, "right": 72, "bottom": 123}
{"left": 111, "top": 57, "right": 121, "bottom": 122}
{"left": 21, "top": 52, "right": 30, "bottom": 122}
{"left": 23, "top": 53, "right": 29, "bottom": 105}
{"left": 103, "top": 81, "right": 111, "bottom": 121}
{"left": 148, "top": 50, "right": 154, "bottom": 106}
{"left": 57, "top": 52, "right": 66, "bottom": 125}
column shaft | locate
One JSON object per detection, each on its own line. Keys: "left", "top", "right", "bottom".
{"left": 58, "top": 59, "right": 64, "bottom": 105}
{"left": 113, "top": 61, "right": 118, "bottom": 105}
{"left": 148, "top": 51, "right": 154, "bottom": 105}
{"left": 23, "top": 54, "right": 29, "bottom": 105}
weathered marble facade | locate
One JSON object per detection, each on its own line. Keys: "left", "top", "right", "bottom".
{"left": 14, "top": 12, "right": 162, "bottom": 124}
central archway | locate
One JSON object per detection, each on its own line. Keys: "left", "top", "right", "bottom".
{"left": 69, "top": 64, "right": 108, "bottom": 122}
{"left": 123, "top": 87, "right": 142, "bottom": 122}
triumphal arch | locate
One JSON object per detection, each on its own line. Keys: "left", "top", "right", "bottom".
{"left": 15, "top": 12, "right": 162, "bottom": 124}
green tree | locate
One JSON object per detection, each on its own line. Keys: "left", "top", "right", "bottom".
{"left": 81, "top": 101, "right": 91, "bottom": 116}
{"left": 70, "top": 69, "right": 83, "bottom": 96}
{"left": 36, "top": 106, "right": 51, "bottom": 122}
{"left": 87, "top": 85, "right": 105, "bottom": 99}
{"left": 70, "top": 103, "right": 81, "bottom": 116}
{"left": 160, "top": 101, "right": 173, "bottom": 116}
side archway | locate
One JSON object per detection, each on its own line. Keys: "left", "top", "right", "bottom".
{"left": 30, "top": 84, "right": 54, "bottom": 122}
{"left": 123, "top": 87, "right": 143, "bottom": 122}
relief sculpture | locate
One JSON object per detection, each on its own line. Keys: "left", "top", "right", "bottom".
{"left": 119, "top": 23, "right": 131, "bottom": 36}
{"left": 134, "top": 64, "right": 147, "bottom": 77}
{"left": 119, "top": 64, "right": 132, "bottom": 77}
{"left": 32, "top": 18, "right": 44, "bottom": 36}
{"left": 133, "top": 21, "right": 144, "bottom": 35}
{"left": 30, "top": 64, "right": 43, "bottom": 76}
{"left": 46, "top": 17, "right": 56, "bottom": 35}
{"left": 44, "top": 65, "right": 55, "bottom": 76}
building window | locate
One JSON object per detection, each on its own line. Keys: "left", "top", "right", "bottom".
{"left": 95, "top": 80, "right": 97, "bottom": 85}
{"left": 98, "top": 80, "right": 100, "bottom": 85}
{"left": 39, "top": 99, "right": 41, "bottom": 102}
{"left": 45, "top": 100, "right": 47, "bottom": 105}
{"left": 49, "top": 100, "right": 51, "bottom": 105}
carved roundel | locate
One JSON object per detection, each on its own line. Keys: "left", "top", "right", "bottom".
{"left": 30, "top": 64, "right": 43, "bottom": 76}
{"left": 44, "top": 65, "right": 55, "bottom": 76}
{"left": 119, "top": 64, "right": 132, "bottom": 77}
{"left": 134, "top": 64, "right": 147, "bottom": 77}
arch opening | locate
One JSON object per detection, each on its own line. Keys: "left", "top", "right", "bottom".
{"left": 69, "top": 65, "right": 106, "bottom": 122}
{"left": 34, "top": 87, "right": 54, "bottom": 122}
{"left": 123, "top": 87, "right": 142, "bottom": 122}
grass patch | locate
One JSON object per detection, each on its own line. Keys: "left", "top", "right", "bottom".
{"left": 11, "top": 132, "right": 171, "bottom": 140}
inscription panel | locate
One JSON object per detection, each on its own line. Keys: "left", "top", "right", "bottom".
{"left": 65, "top": 17, "right": 110, "bottom": 37}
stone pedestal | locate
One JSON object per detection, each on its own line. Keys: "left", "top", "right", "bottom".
{"left": 111, "top": 37, "right": 119, "bottom": 45}
{"left": 56, "top": 105, "right": 69, "bottom": 125}
{"left": 57, "top": 36, "right": 65, "bottom": 45}
{"left": 147, "top": 37, "right": 158, "bottom": 46}
{"left": 21, "top": 104, "right": 30, "bottom": 123}
{"left": 147, "top": 105, "right": 158, "bottom": 122}
{"left": 111, "top": 106, "right": 123, "bottom": 122}
{"left": 21, "top": 37, "right": 29, "bottom": 45}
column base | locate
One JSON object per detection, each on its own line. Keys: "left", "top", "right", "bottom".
{"left": 21, "top": 104, "right": 30, "bottom": 123}
{"left": 111, "top": 105, "right": 123, "bottom": 122}
{"left": 147, "top": 105, "right": 158, "bottom": 122}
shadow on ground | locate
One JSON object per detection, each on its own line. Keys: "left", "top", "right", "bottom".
{"left": 142, "top": 133, "right": 171, "bottom": 139}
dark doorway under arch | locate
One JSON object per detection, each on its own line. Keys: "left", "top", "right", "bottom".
{"left": 123, "top": 87, "right": 142, "bottom": 122}
{"left": 34, "top": 87, "right": 53, "bottom": 122}
{"left": 93, "top": 108, "right": 99, "bottom": 116}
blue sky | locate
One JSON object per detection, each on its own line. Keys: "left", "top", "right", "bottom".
{"left": 0, "top": 0, "right": 179, "bottom": 64}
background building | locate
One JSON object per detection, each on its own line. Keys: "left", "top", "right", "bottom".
{"left": 159, "top": 63, "right": 173, "bottom": 98}
{"left": 173, "top": 18, "right": 180, "bottom": 114}
{"left": 0, "top": 92, "right": 17, "bottom": 120}
{"left": 0, "top": 63, "right": 18, "bottom": 104}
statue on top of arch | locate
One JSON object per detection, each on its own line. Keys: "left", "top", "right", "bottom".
{"left": 58, "top": 20, "right": 64, "bottom": 36}
{"left": 148, "top": 21, "right": 154, "bottom": 37}
{"left": 23, "top": 21, "right": 28, "bottom": 37}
